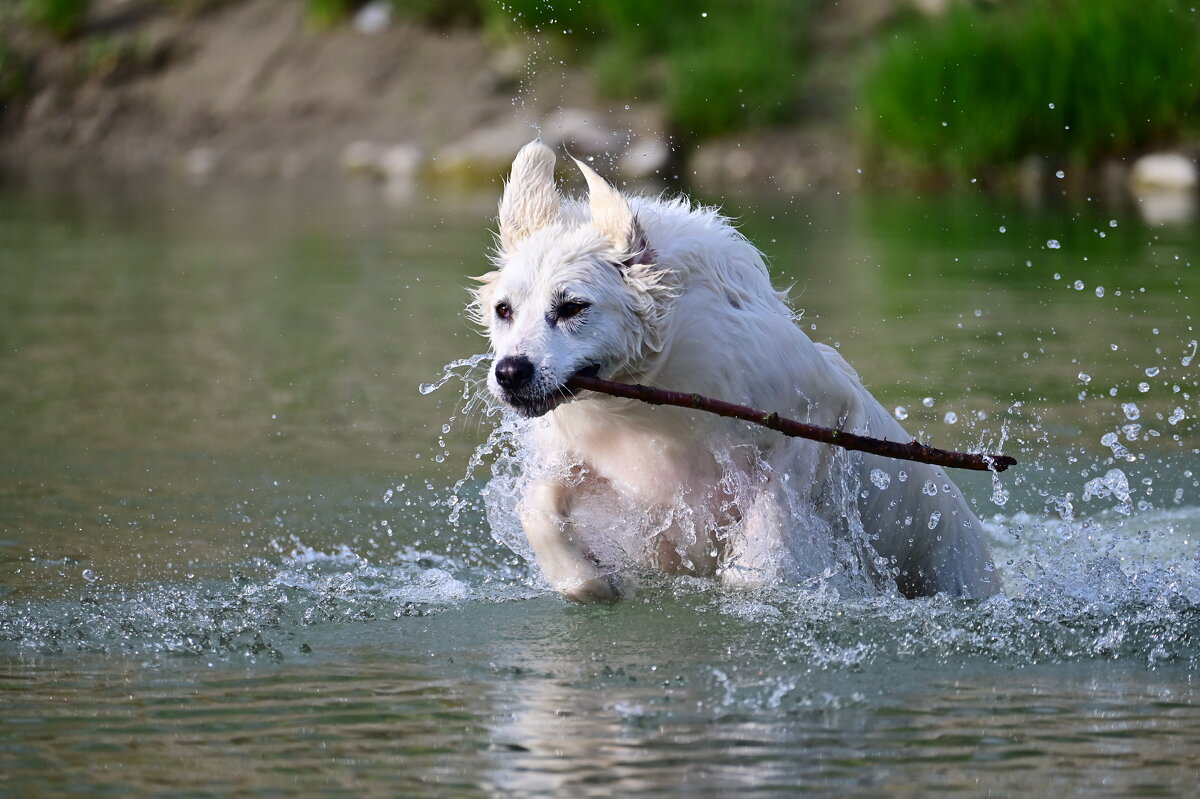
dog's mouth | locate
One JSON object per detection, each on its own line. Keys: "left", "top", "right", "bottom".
{"left": 505, "top": 363, "right": 602, "bottom": 418}
{"left": 570, "top": 363, "right": 602, "bottom": 382}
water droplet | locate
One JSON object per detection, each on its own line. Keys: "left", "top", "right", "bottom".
{"left": 1055, "top": 170, "right": 1065, "bottom": 179}
{"left": 1169, "top": 407, "right": 1186, "bottom": 425}
{"left": 1048, "top": 102, "right": 1056, "bottom": 109}
{"left": 383, "top": 488, "right": 394, "bottom": 503}
{"left": 1047, "top": 239, "right": 1061, "bottom": 249}
{"left": 1073, "top": 279, "right": 1084, "bottom": 290}
{"left": 1095, "top": 286, "right": 1105, "bottom": 297}
{"left": 1138, "top": 382, "right": 1151, "bottom": 393}
{"left": 1078, "top": 372, "right": 1091, "bottom": 383}
{"left": 1145, "top": 366, "right": 1160, "bottom": 377}
{"left": 928, "top": 511, "right": 942, "bottom": 529}
{"left": 998, "top": 225, "right": 1007, "bottom": 233}
{"left": 922, "top": 480, "right": 938, "bottom": 496}
{"left": 894, "top": 406, "right": 908, "bottom": 420}
{"left": 922, "top": 397, "right": 935, "bottom": 408}
{"left": 870, "top": 469, "right": 892, "bottom": 490}
{"left": 1122, "top": 402, "right": 1140, "bottom": 421}
{"left": 82, "top": 569, "right": 98, "bottom": 583}
{"left": 944, "top": 411, "right": 958, "bottom": 424}
{"left": 1083, "top": 468, "right": 1133, "bottom": 514}
{"left": 1109, "top": 219, "right": 1118, "bottom": 228}
{"left": 1100, "top": 431, "right": 1132, "bottom": 460}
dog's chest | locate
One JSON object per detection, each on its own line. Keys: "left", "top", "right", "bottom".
{"left": 556, "top": 411, "right": 722, "bottom": 506}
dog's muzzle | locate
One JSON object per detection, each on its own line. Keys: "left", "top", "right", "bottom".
{"left": 494, "top": 355, "right": 535, "bottom": 393}
{"left": 493, "top": 356, "right": 600, "bottom": 418}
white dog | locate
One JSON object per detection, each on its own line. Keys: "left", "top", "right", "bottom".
{"left": 473, "top": 140, "right": 1000, "bottom": 603}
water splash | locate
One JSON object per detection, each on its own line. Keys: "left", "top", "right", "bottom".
{"left": 419, "top": 352, "right": 493, "bottom": 396}
{"left": 1083, "top": 468, "right": 1133, "bottom": 515}
{"left": 1101, "top": 431, "right": 1133, "bottom": 461}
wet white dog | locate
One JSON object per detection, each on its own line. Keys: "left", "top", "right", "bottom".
{"left": 473, "top": 140, "right": 999, "bottom": 603}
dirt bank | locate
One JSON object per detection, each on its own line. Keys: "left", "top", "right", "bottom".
{"left": 1, "top": 0, "right": 568, "bottom": 178}
{"left": 0, "top": 0, "right": 881, "bottom": 189}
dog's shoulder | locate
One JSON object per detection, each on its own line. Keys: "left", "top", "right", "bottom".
{"left": 813, "top": 342, "right": 863, "bottom": 383}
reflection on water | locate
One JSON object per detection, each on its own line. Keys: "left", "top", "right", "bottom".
{"left": 1, "top": 173, "right": 1198, "bottom": 796}
{"left": 4, "top": 593, "right": 1199, "bottom": 797}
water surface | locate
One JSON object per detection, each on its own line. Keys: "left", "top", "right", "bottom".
{"left": 1, "top": 174, "right": 1198, "bottom": 796}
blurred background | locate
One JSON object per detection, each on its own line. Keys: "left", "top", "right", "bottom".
{"left": 2, "top": 0, "right": 1199, "bottom": 206}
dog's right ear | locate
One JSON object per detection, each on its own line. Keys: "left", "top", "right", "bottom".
{"left": 497, "top": 139, "right": 561, "bottom": 253}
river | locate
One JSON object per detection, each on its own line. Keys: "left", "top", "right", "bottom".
{"left": 1, "top": 172, "right": 1197, "bottom": 796}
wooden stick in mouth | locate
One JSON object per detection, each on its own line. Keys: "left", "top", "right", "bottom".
{"left": 565, "top": 374, "right": 1016, "bottom": 473}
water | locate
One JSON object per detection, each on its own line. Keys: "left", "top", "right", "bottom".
{"left": 2, "top": 174, "right": 1199, "bottom": 796}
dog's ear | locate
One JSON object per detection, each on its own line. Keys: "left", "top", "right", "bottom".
{"left": 573, "top": 156, "right": 643, "bottom": 257}
{"left": 498, "top": 139, "right": 561, "bottom": 252}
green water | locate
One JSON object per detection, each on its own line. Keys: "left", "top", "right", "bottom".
{"left": 2, "top": 174, "right": 1198, "bottom": 796}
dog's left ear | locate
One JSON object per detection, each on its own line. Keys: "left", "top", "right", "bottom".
{"left": 573, "top": 157, "right": 653, "bottom": 266}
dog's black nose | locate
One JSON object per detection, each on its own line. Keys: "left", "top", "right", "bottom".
{"left": 494, "top": 355, "right": 535, "bottom": 391}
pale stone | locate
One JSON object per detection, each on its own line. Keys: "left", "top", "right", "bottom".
{"left": 1131, "top": 153, "right": 1198, "bottom": 191}
{"left": 430, "top": 119, "right": 541, "bottom": 184}
{"left": 354, "top": 0, "right": 391, "bottom": 35}
{"left": 341, "top": 141, "right": 423, "bottom": 181}
{"left": 543, "top": 108, "right": 617, "bottom": 155}
{"left": 181, "top": 147, "right": 219, "bottom": 179}
{"left": 619, "top": 136, "right": 670, "bottom": 179}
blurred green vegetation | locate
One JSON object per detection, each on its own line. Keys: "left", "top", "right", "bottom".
{"left": 300, "top": 0, "right": 816, "bottom": 138}
{"left": 304, "top": 0, "right": 357, "bottom": 29}
{"left": 12, "top": 0, "right": 1200, "bottom": 180}
{"left": 21, "top": 0, "right": 89, "bottom": 38}
{"left": 862, "top": 0, "right": 1200, "bottom": 177}
{"left": 491, "top": 0, "right": 816, "bottom": 138}
{"left": 0, "top": 45, "right": 27, "bottom": 108}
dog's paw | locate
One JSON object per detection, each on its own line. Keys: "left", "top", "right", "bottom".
{"left": 556, "top": 573, "right": 622, "bottom": 605}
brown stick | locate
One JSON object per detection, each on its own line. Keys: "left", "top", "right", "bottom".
{"left": 566, "top": 374, "right": 1016, "bottom": 473}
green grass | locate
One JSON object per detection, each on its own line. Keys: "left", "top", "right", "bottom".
{"left": 862, "top": 0, "right": 1200, "bottom": 176}
{"left": 489, "top": 0, "right": 817, "bottom": 138}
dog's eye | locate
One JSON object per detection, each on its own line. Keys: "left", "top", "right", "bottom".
{"left": 495, "top": 302, "right": 512, "bottom": 320}
{"left": 555, "top": 301, "right": 590, "bottom": 321}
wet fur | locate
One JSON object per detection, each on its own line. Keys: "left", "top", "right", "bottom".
{"left": 473, "top": 140, "right": 1000, "bottom": 603}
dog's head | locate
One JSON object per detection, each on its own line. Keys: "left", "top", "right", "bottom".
{"left": 471, "top": 140, "right": 675, "bottom": 417}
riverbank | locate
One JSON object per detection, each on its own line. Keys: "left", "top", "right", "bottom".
{"left": 0, "top": 0, "right": 876, "bottom": 191}
{"left": 2, "top": 0, "right": 1198, "bottom": 206}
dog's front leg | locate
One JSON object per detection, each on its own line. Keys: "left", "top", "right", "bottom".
{"left": 519, "top": 478, "right": 621, "bottom": 604}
